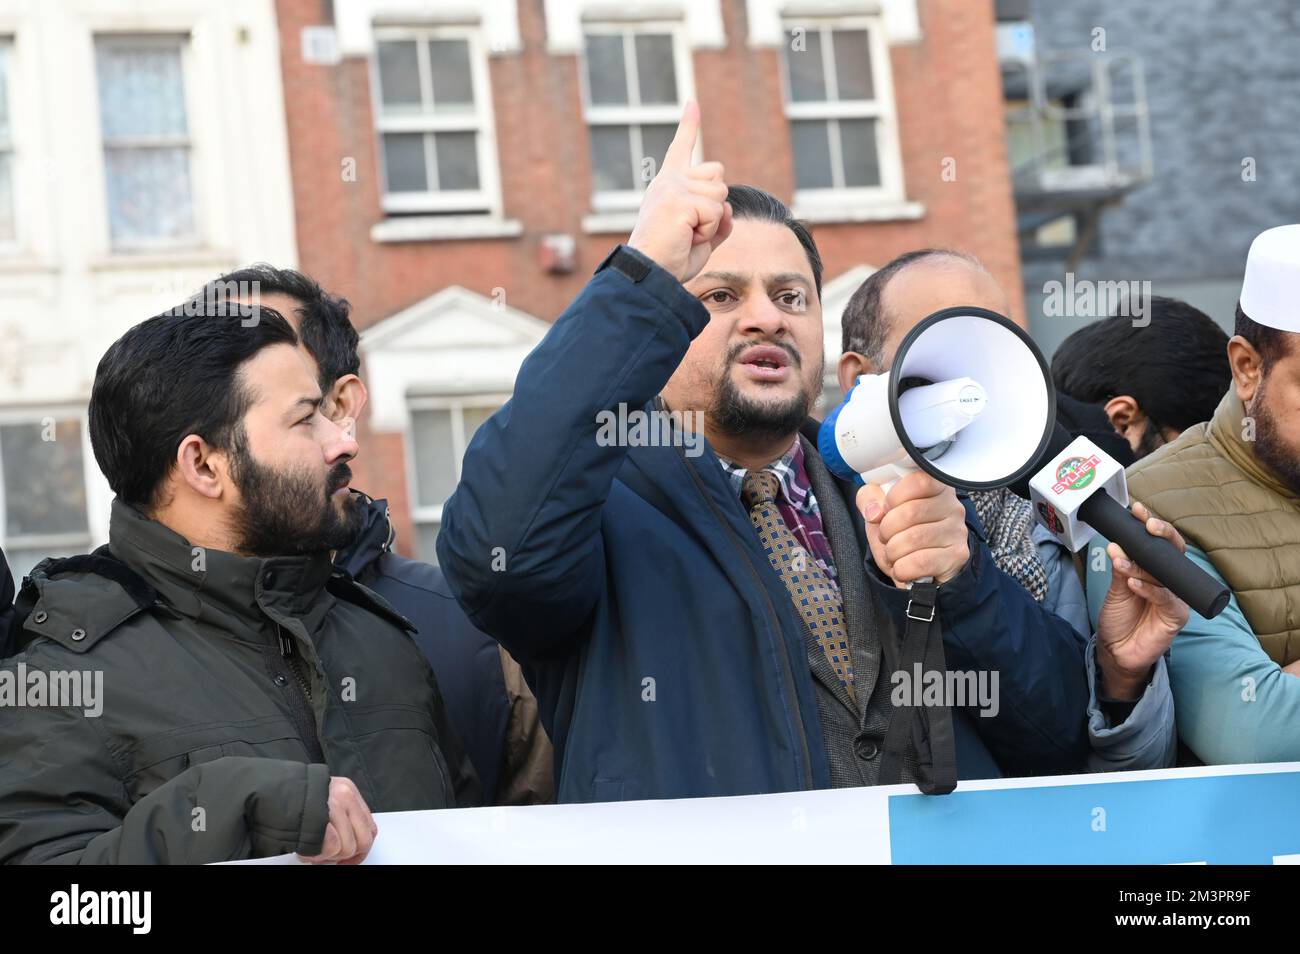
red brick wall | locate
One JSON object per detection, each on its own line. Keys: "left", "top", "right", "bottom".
{"left": 274, "top": 0, "right": 1022, "bottom": 555}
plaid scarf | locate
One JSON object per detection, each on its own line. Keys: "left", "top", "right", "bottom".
{"left": 968, "top": 487, "right": 1050, "bottom": 603}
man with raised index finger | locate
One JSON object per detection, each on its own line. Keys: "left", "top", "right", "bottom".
{"left": 438, "top": 103, "right": 1185, "bottom": 801}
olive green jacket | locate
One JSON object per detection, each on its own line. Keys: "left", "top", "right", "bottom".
{"left": 0, "top": 500, "right": 477, "bottom": 864}
{"left": 1127, "top": 390, "right": 1300, "bottom": 665}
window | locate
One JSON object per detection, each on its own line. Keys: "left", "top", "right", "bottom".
{"left": 582, "top": 24, "right": 691, "bottom": 211}
{"left": 95, "top": 35, "right": 196, "bottom": 249}
{"left": 0, "top": 416, "right": 92, "bottom": 581}
{"left": 372, "top": 27, "right": 499, "bottom": 215}
{"left": 780, "top": 21, "right": 902, "bottom": 205}
{"left": 407, "top": 396, "right": 504, "bottom": 564}
{"left": 0, "top": 39, "right": 14, "bottom": 244}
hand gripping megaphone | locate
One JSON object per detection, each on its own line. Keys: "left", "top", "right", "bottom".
{"left": 818, "top": 306, "right": 1057, "bottom": 492}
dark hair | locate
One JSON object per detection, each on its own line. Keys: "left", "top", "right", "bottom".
{"left": 201, "top": 264, "right": 358, "bottom": 391}
{"left": 840, "top": 248, "right": 983, "bottom": 363}
{"left": 1234, "top": 301, "right": 1292, "bottom": 372}
{"left": 725, "top": 185, "right": 823, "bottom": 298}
{"left": 1051, "top": 296, "right": 1230, "bottom": 433}
{"left": 89, "top": 305, "right": 299, "bottom": 511}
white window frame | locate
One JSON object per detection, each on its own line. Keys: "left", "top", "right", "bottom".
{"left": 93, "top": 33, "right": 201, "bottom": 252}
{"left": 0, "top": 407, "right": 95, "bottom": 567}
{"left": 581, "top": 20, "right": 696, "bottom": 213}
{"left": 404, "top": 393, "right": 509, "bottom": 557}
{"left": 0, "top": 37, "right": 16, "bottom": 253}
{"left": 780, "top": 16, "right": 906, "bottom": 211}
{"left": 370, "top": 24, "right": 504, "bottom": 217}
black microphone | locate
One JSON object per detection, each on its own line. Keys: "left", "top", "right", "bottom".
{"left": 1011, "top": 423, "right": 1231, "bottom": 620}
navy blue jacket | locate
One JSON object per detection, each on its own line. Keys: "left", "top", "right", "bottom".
{"left": 335, "top": 498, "right": 501, "bottom": 805}
{"left": 438, "top": 253, "right": 1090, "bottom": 802}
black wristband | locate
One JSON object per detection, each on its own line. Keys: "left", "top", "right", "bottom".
{"left": 595, "top": 244, "right": 653, "bottom": 283}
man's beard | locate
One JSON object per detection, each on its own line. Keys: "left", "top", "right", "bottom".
{"left": 709, "top": 340, "right": 820, "bottom": 441}
{"left": 1252, "top": 377, "right": 1300, "bottom": 496}
{"left": 228, "top": 437, "right": 362, "bottom": 558}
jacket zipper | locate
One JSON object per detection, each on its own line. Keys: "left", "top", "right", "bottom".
{"left": 276, "top": 624, "right": 325, "bottom": 762}
{"left": 674, "top": 440, "right": 816, "bottom": 790}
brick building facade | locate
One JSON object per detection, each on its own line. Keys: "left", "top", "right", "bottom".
{"left": 274, "top": 0, "right": 1023, "bottom": 561}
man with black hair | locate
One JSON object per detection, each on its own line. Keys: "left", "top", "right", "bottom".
{"left": 437, "top": 104, "right": 1185, "bottom": 800}
{"left": 199, "top": 263, "right": 552, "bottom": 806}
{"left": 1052, "top": 297, "right": 1230, "bottom": 458}
{"left": 0, "top": 303, "right": 476, "bottom": 864}
{"left": 1093, "top": 225, "right": 1300, "bottom": 765}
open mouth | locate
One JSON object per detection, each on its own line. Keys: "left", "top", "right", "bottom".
{"left": 737, "top": 344, "right": 794, "bottom": 381}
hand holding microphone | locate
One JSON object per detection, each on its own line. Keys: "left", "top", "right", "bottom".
{"left": 1015, "top": 426, "right": 1230, "bottom": 620}
{"left": 1095, "top": 500, "right": 1190, "bottom": 699}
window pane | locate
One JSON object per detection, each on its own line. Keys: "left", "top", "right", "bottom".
{"left": 460, "top": 405, "right": 497, "bottom": 444}
{"left": 590, "top": 125, "right": 633, "bottom": 192}
{"left": 832, "top": 29, "right": 874, "bottom": 100}
{"left": 785, "top": 28, "right": 826, "bottom": 102}
{"left": 634, "top": 34, "right": 677, "bottom": 105}
{"left": 104, "top": 146, "right": 195, "bottom": 243}
{"left": 376, "top": 39, "right": 423, "bottom": 114}
{"left": 840, "top": 118, "right": 881, "bottom": 187}
{"left": 1, "top": 420, "right": 88, "bottom": 538}
{"left": 791, "top": 120, "right": 834, "bottom": 189}
{"left": 411, "top": 409, "right": 458, "bottom": 508}
{"left": 96, "top": 40, "right": 188, "bottom": 140}
{"left": 428, "top": 39, "right": 474, "bottom": 112}
{"left": 434, "top": 131, "right": 480, "bottom": 190}
{"left": 382, "top": 132, "right": 428, "bottom": 192}
{"left": 0, "top": 154, "right": 13, "bottom": 243}
{"left": 585, "top": 34, "right": 628, "bottom": 106}
{"left": 638, "top": 124, "right": 675, "bottom": 185}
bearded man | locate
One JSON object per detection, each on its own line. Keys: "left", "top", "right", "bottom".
{"left": 0, "top": 302, "right": 476, "bottom": 864}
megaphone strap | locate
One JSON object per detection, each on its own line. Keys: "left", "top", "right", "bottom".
{"left": 879, "top": 581, "right": 958, "bottom": 796}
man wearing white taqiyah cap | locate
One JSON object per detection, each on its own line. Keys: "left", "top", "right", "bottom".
{"left": 1088, "top": 224, "right": 1300, "bottom": 766}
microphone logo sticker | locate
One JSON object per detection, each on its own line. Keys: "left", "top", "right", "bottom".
{"left": 1052, "top": 455, "right": 1100, "bottom": 494}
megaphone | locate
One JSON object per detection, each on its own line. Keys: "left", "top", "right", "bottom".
{"left": 819, "top": 306, "right": 1056, "bottom": 491}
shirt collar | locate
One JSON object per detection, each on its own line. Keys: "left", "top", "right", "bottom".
{"left": 717, "top": 436, "right": 812, "bottom": 510}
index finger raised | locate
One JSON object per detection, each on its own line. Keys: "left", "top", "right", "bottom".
{"left": 661, "top": 100, "right": 701, "bottom": 171}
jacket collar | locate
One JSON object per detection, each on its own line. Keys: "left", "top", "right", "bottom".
{"left": 1207, "top": 389, "right": 1299, "bottom": 502}
{"left": 107, "top": 498, "right": 337, "bottom": 636}
{"left": 332, "top": 491, "right": 394, "bottom": 579}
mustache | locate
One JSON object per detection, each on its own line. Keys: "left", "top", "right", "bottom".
{"left": 326, "top": 462, "right": 352, "bottom": 496}
{"left": 725, "top": 338, "right": 802, "bottom": 368}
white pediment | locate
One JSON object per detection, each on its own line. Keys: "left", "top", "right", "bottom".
{"left": 360, "top": 285, "right": 551, "bottom": 432}
{"left": 361, "top": 285, "right": 551, "bottom": 354}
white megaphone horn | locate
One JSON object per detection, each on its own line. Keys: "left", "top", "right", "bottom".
{"left": 818, "top": 306, "right": 1056, "bottom": 492}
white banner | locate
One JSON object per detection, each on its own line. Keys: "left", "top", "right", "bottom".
{"left": 228, "top": 762, "right": 1300, "bottom": 864}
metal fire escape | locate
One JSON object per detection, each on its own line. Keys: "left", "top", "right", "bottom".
{"left": 998, "top": 18, "right": 1153, "bottom": 269}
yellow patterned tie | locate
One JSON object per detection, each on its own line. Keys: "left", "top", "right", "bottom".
{"left": 741, "top": 470, "right": 856, "bottom": 703}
